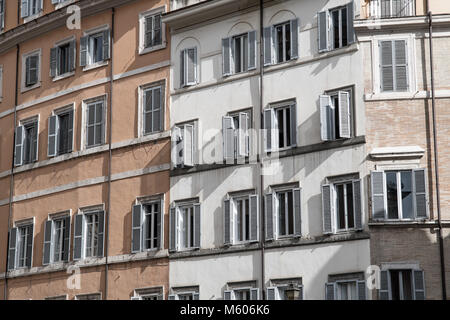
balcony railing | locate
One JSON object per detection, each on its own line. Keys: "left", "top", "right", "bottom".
{"left": 370, "top": 0, "right": 416, "bottom": 19}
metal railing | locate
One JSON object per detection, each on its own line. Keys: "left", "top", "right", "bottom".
{"left": 370, "top": 0, "right": 416, "bottom": 18}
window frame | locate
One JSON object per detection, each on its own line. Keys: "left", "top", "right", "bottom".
{"left": 75, "top": 293, "right": 102, "bottom": 300}
{"left": 22, "top": 0, "right": 43, "bottom": 23}
{"left": 133, "top": 286, "right": 164, "bottom": 300}
{"left": 141, "top": 199, "right": 162, "bottom": 251}
{"left": 332, "top": 180, "right": 358, "bottom": 233}
{"left": 177, "top": 203, "right": 195, "bottom": 251}
{"left": 139, "top": 6, "right": 166, "bottom": 55}
{"left": 383, "top": 170, "right": 415, "bottom": 221}
{"left": 273, "top": 21, "right": 292, "bottom": 64}
{"left": 19, "top": 115, "right": 40, "bottom": 165}
{"left": 47, "top": 211, "right": 71, "bottom": 265}
{"left": 274, "top": 188, "right": 295, "bottom": 239}
{"left": 323, "top": 85, "right": 355, "bottom": 141}
{"left": 21, "top": 49, "right": 42, "bottom": 92}
{"left": 173, "top": 120, "right": 196, "bottom": 168}
{"left": 0, "top": 65, "right": 3, "bottom": 101}
{"left": 82, "top": 96, "right": 107, "bottom": 150}
{"left": 52, "top": 36, "right": 76, "bottom": 81}
{"left": 265, "top": 100, "right": 297, "bottom": 152}
{"left": 13, "top": 218, "right": 35, "bottom": 270}
{"left": 51, "top": 104, "right": 75, "bottom": 156}
{"left": 180, "top": 47, "right": 198, "bottom": 88}
{"left": 224, "top": 109, "right": 251, "bottom": 161}
{"left": 139, "top": 81, "right": 165, "bottom": 137}
{"left": 329, "top": 5, "right": 348, "bottom": 51}
{"left": 371, "top": 0, "right": 416, "bottom": 19}
{"left": 81, "top": 25, "right": 110, "bottom": 71}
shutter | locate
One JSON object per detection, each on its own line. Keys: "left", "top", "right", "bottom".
{"left": 353, "top": 179, "right": 363, "bottom": 230}
{"left": 0, "top": 2, "right": 4, "bottom": 30}
{"left": 413, "top": 169, "right": 428, "bottom": 219}
{"left": 322, "top": 184, "right": 333, "bottom": 234}
{"left": 293, "top": 188, "right": 301, "bottom": 237}
{"left": 338, "top": 91, "right": 351, "bottom": 138}
{"left": 172, "top": 126, "right": 182, "bottom": 167}
{"left": 80, "top": 35, "right": 88, "bottom": 67}
{"left": 263, "top": 26, "right": 273, "bottom": 66}
{"left": 43, "top": 220, "right": 53, "bottom": 265}
{"left": 347, "top": 1, "right": 355, "bottom": 44}
{"left": 297, "top": 285, "right": 304, "bottom": 300}
{"left": 265, "top": 193, "right": 274, "bottom": 241}
{"left": 103, "top": 29, "right": 111, "bottom": 60}
{"left": 263, "top": 109, "right": 274, "bottom": 152}
{"left": 223, "top": 291, "right": 232, "bottom": 300}
{"left": 187, "top": 48, "right": 197, "bottom": 85}
{"left": 318, "top": 11, "right": 329, "bottom": 52}
{"left": 249, "top": 195, "right": 259, "bottom": 242}
{"left": 14, "top": 126, "right": 25, "bottom": 166}
{"left": 222, "top": 116, "right": 235, "bottom": 162}
{"left": 290, "top": 104, "right": 297, "bottom": 147}
{"left": 224, "top": 199, "right": 232, "bottom": 246}
{"left": 168, "top": 294, "right": 176, "bottom": 300}
{"left": 248, "top": 30, "right": 257, "bottom": 70}
{"left": 267, "top": 287, "right": 277, "bottom": 300}
{"left": 394, "top": 40, "right": 408, "bottom": 91}
{"left": 183, "top": 124, "right": 194, "bottom": 167}
{"left": 379, "top": 270, "right": 390, "bottom": 300}
{"left": 38, "top": 0, "right": 43, "bottom": 10}
{"left": 131, "top": 296, "right": 141, "bottom": 300}
{"left": 180, "top": 50, "right": 185, "bottom": 87}
{"left": 67, "top": 109, "right": 74, "bottom": 152}
{"left": 25, "top": 56, "right": 31, "bottom": 86}
{"left": 69, "top": 40, "right": 76, "bottom": 71}
{"left": 73, "top": 214, "right": 83, "bottom": 261}
{"left": 97, "top": 211, "right": 105, "bottom": 257}
{"left": 169, "top": 207, "right": 177, "bottom": 252}
{"left": 21, "top": 0, "right": 29, "bottom": 18}
{"left": 380, "top": 40, "right": 394, "bottom": 92}
{"left": 50, "top": 47, "right": 58, "bottom": 78}
{"left": 325, "top": 283, "right": 335, "bottom": 300}
{"left": 320, "top": 95, "right": 333, "bottom": 141}
{"left": 237, "top": 112, "right": 249, "bottom": 158}
{"left": 222, "top": 37, "right": 232, "bottom": 76}
{"left": 290, "top": 18, "right": 299, "bottom": 59}
{"left": 29, "top": 55, "right": 38, "bottom": 85}
{"left": 62, "top": 216, "right": 71, "bottom": 262}
{"left": 193, "top": 293, "right": 200, "bottom": 300}
{"left": 144, "top": 15, "right": 153, "bottom": 48}
{"left": 159, "top": 85, "right": 165, "bottom": 132}
{"left": 193, "top": 203, "right": 201, "bottom": 248}
{"left": 371, "top": 171, "right": 386, "bottom": 220}
{"left": 357, "top": 280, "right": 366, "bottom": 300}
{"left": 250, "top": 288, "right": 259, "bottom": 300}
{"left": 26, "top": 225, "right": 33, "bottom": 267}
{"left": 157, "top": 198, "right": 163, "bottom": 249}
{"left": 413, "top": 270, "right": 425, "bottom": 300}
{"left": 8, "top": 228, "right": 18, "bottom": 271}
{"left": 132, "top": 204, "right": 142, "bottom": 253}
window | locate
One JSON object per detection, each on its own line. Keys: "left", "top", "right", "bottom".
{"left": 43, "top": 215, "right": 71, "bottom": 265}
{"left": 263, "top": 19, "right": 298, "bottom": 66}
{"left": 380, "top": 40, "right": 408, "bottom": 92}
{"left": 172, "top": 123, "right": 195, "bottom": 168}
{"left": 371, "top": 169, "right": 428, "bottom": 221}
{"left": 224, "top": 194, "right": 258, "bottom": 245}
{"left": 371, "top": 0, "right": 415, "bottom": 18}
{"left": 76, "top": 293, "right": 102, "bottom": 300}
{"left": 48, "top": 106, "right": 74, "bottom": 157}
{"left": 322, "top": 177, "right": 362, "bottom": 234}
{"left": 8, "top": 221, "right": 34, "bottom": 270}
{"left": 169, "top": 287, "right": 199, "bottom": 300}
{"left": 264, "top": 102, "right": 297, "bottom": 152}
{"left": 84, "top": 98, "right": 105, "bottom": 148}
{"left": 14, "top": 117, "right": 39, "bottom": 166}
{"left": 73, "top": 209, "right": 105, "bottom": 260}
{"left": 139, "top": 9, "right": 165, "bottom": 54}
{"left": 222, "top": 31, "right": 256, "bottom": 76}
{"left": 320, "top": 89, "right": 352, "bottom": 141}
{"left": 265, "top": 187, "right": 301, "bottom": 240}
{"left": 0, "top": 65, "right": 3, "bottom": 101}
{"left": 224, "top": 284, "right": 259, "bottom": 300}
{"left": 131, "top": 198, "right": 164, "bottom": 253}
{"left": 21, "top": 0, "right": 42, "bottom": 19}
{"left": 50, "top": 39, "right": 76, "bottom": 78}
{"left": 23, "top": 50, "right": 41, "bottom": 89}
{"left": 80, "top": 29, "right": 110, "bottom": 68}
{"left": 0, "top": 0, "right": 4, "bottom": 31}
{"left": 132, "top": 287, "right": 164, "bottom": 300}
{"left": 222, "top": 112, "right": 250, "bottom": 161}
{"left": 318, "top": 2, "right": 355, "bottom": 53}
{"left": 267, "top": 279, "right": 303, "bottom": 300}
{"left": 379, "top": 269, "right": 425, "bottom": 300}
{"left": 180, "top": 47, "right": 197, "bottom": 87}
{"left": 326, "top": 273, "right": 366, "bottom": 300}
{"left": 169, "top": 202, "right": 200, "bottom": 252}
{"left": 141, "top": 84, "right": 165, "bottom": 136}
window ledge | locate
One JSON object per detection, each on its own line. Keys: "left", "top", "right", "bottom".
{"left": 21, "top": 82, "right": 42, "bottom": 94}
{"left": 23, "top": 12, "right": 43, "bottom": 24}
{"left": 139, "top": 44, "right": 167, "bottom": 55}
{"left": 55, "top": 0, "right": 78, "bottom": 10}
{"left": 83, "top": 61, "right": 109, "bottom": 72}
{"left": 368, "top": 220, "right": 434, "bottom": 227}
{"left": 370, "top": 146, "right": 425, "bottom": 160}
{"left": 53, "top": 71, "right": 75, "bottom": 82}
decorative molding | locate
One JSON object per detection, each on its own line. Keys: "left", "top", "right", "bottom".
{"left": 370, "top": 146, "right": 425, "bottom": 160}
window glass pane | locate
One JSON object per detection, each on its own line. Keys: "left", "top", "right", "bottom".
{"left": 386, "top": 172, "right": 399, "bottom": 219}
{"left": 245, "top": 199, "right": 250, "bottom": 241}
{"left": 285, "top": 23, "right": 291, "bottom": 60}
{"left": 402, "top": 270, "right": 413, "bottom": 300}
{"left": 332, "top": 10, "right": 340, "bottom": 49}
{"left": 346, "top": 183, "right": 354, "bottom": 228}
{"left": 287, "top": 191, "right": 294, "bottom": 235}
{"left": 390, "top": 270, "right": 400, "bottom": 300}
{"left": 336, "top": 184, "right": 346, "bottom": 229}
{"left": 277, "top": 109, "right": 285, "bottom": 148}
{"left": 234, "top": 37, "right": 242, "bottom": 73}
{"left": 278, "top": 192, "right": 286, "bottom": 236}
{"left": 341, "top": 7, "right": 348, "bottom": 47}
{"left": 276, "top": 25, "right": 283, "bottom": 63}
{"left": 400, "top": 171, "right": 413, "bottom": 219}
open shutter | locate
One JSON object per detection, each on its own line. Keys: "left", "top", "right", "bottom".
{"left": 223, "top": 116, "right": 235, "bottom": 162}
{"left": 318, "top": 11, "right": 329, "bottom": 52}
{"left": 293, "top": 188, "right": 301, "bottom": 237}
{"left": 50, "top": 47, "right": 58, "bottom": 78}
{"left": 249, "top": 194, "right": 259, "bottom": 242}
{"left": 250, "top": 288, "right": 259, "bottom": 300}
{"left": 97, "top": 211, "right": 105, "bottom": 257}
{"left": 73, "top": 214, "right": 83, "bottom": 261}
{"left": 379, "top": 270, "right": 390, "bottom": 300}
{"left": 172, "top": 126, "right": 182, "bottom": 167}
{"left": 290, "top": 18, "right": 299, "bottom": 59}
{"left": 347, "top": 1, "right": 355, "bottom": 44}
{"left": 290, "top": 104, "right": 297, "bottom": 147}
{"left": 62, "top": 216, "right": 71, "bottom": 262}
{"left": 14, "top": 126, "right": 25, "bottom": 167}
{"left": 193, "top": 293, "right": 200, "bottom": 300}
{"left": 264, "top": 109, "right": 274, "bottom": 152}
{"left": 180, "top": 50, "right": 186, "bottom": 87}
{"left": 320, "top": 95, "right": 333, "bottom": 141}
{"left": 371, "top": 171, "right": 386, "bottom": 220}
{"left": 413, "top": 270, "right": 425, "bottom": 300}
{"left": 414, "top": 169, "right": 428, "bottom": 219}
{"left": 80, "top": 36, "right": 88, "bottom": 67}
{"left": 48, "top": 115, "right": 59, "bottom": 157}
{"left": 222, "top": 37, "right": 232, "bottom": 76}
{"left": 394, "top": 40, "right": 408, "bottom": 91}
{"left": 8, "top": 228, "right": 18, "bottom": 271}
{"left": 223, "top": 291, "right": 233, "bottom": 300}
{"left": 325, "top": 283, "right": 335, "bottom": 300}
{"left": 0, "top": 1, "right": 4, "bottom": 30}
{"left": 26, "top": 226, "right": 33, "bottom": 267}
{"left": 267, "top": 287, "right": 277, "bottom": 300}
{"left": 338, "top": 91, "right": 351, "bottom": 138}
{"left": 193, "top": 203, "right": 201, "bottom": 249}
{"left": 353, "top": 179, "right": 363, "bottom": 230}
{"left": 357, "top": 280, "right": 366, "bottom": 300}
{"left": 322, "top": 184, "right": 333, "bottom": 234}
{"left": 265, "top": 193, "right": 274, "bottom": 241}
{"left": 224, "top": 199, "right": 232, "bottom": 246}
{"left": 69, "top": 40, "right": 76, "bottom": 72}
{"left": 43, "top": 220, "right": 53, "bottom": 265}
{"left": 237, "top": 112, "right": 249, "bottom": 158}
{"left": 263, "top": 26, "right": 273, "bottom": 66}
{"left": 103, "top": 29, "right": 111, "bottom": 60}
{"left": 67, "top": 109, "right": 74, "bottom": 152}
{"left": 21, "top": 0, "right": 29, "bottom": 18}
{"left": 144, "top": 15, "right": 153, "bottom": 48}
{"left": 132, "top": 204, "right": 142, "bottom": 253}
{"left": 159, "top": 85, "right": 165, "bottom": 132}
{"left": 186, "top": 48, "right": 197, "bottom": 85}
{"left": 248, "top": 30, "right": 257, "bottom": 70}
{"left": 380, "top": 40, "right": 394, "bottom": 92}
{"left": 169, "top": 207, "right": 177, "bottom": 252}
{"left": 297, "top": 285, "right": 304, "bottom": 300}
{"left": 168, "top": 294, "right": 177, "bottom": 300}
{"left": 183, "top": 124, "right": 194, "bottom": 167}
{"left": 157, "top": 198, "right": 163, "bottom": 249}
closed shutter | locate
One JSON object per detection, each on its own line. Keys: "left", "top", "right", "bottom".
{"left": 413, "top": 270, "right": 425, "bottom": 300}
{"left": 264, "top": 109, "right": 274, "bottom": 152}
{"left": 318, "top": 11, "right": 329, "bottom": 52}
{"left": 371, "top": 171, "right": 386, "bottom": 220}
{"left": 347, "top": 1, "right": 355, "bottom": 44}
{"left": 132, "top": 204, "right": 142, "bottom": 253}
{"left": 80, "top": 36, "right": 88, "bottom": 67}
{"left": 249, "top": 195, "right": 259, "bottom": 242}
{"left": 293, "top": 188, "right": 301, "bottom": 237}
{"left": 263, "top": 26, "right": 273, "bottom": 66}
{"left": 25, "top": 225, "right": 33, "bottom": 268}
{"left": 357, "top": 280, "right": 366, "bottom": 300}
{"left": 222, "top": 37, "right": 232, "bottom": 76}
{"left": 73, "top": 214, "right": 83, "bottom": 261}
{"left": 394, "top": 40, "right": 408, "bottom": 91}
{"left": 21, "top": 0, "right": 29, "bottom": 18}
{"left": 157, "top": 198, "right": 163, "bottom": 249}
{"left": 250, "top": 288, "right": 259, "bottom": 300}
{"left": 322, "top": 184, "right": 333, "bottom": 234}
{"left": 223, "top": 291, "right": 232, "bottom": 300}
{"left": 353, "top": 179, "right": 363, "bottom": 230}
{"left": 183, "top": 124, "right": 194, "bottom": 167}
{"left": 168, "top": 294, "right": 176, "bottom": 300}
{"left": 265, "top": 193, "right": 274, "bottom": 241}
{"left": 290, "top": 18, "right": 299, "bottom": 59}
{"left": 14, "top": 126, "right": 25, "bottom": 166}
{"left": 380, "top": 40, "right": 394, "bottom": 92}
{"left": 8, "top": 228, "right": 18, "bottom": 270}
{"left": 193, "top": 203, "right": 201, "bottom": 248}
{"left": 248, "top": 31, "right": 257, "bottom": 70}
{"left": 169, "top": 207, "right": 177, "bottom": 252}
{"left": 267, "top": 287, "right": 277, "bottom": 300}
{"left": 97, "top": 211, "right": 105, "bottom": 257}
{"left": 379, "top": 270, "right": 390, "bottom": 300}
{"left": 224, "top": 199, "right": 232, "bottom": 246}
{"left": 413, "top": 169, "right": 428, "bottom": 219}
{"left": 67, "top": 110, "right": 74, "bottom": 152}
{"left": 290, "top": 104, "right": 297, "bottom": 147}
{"left": 237, "top": 112, "right": 249, "bottom": 158}
{"left": 42, "top": 220, "right": 53, "bottom": 265}
{"left": 62, "top": 216, "right": 71, "bottom": 262}
{"left": 320, "top": 95, "right": 333, "bottom": 141}
{"left": 193, "top": 293, "right": 200, "bottom": 300}
{"left": 223, "top": 116, "right": 235, "bottom": 162}
{"left": 325, "top": 283, "right": 335, "bottom": 300}
{"left": 50, "top": 47, "right": 58, "bottom": 78}
{"left": 338, "top": 91, "right": 351, "bottom": 138}
{"left": 103, "top": 29, "right": 111, "bottom": 60}
{"left": 69, "top": 40, "right": 76, "bottom": 71}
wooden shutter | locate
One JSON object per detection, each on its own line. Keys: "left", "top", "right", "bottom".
{"left": 394, "top": 40, "right": 408, "bottom": 91}
{"left": 290, "top": 103, "right": 297, "bottom": 147}
{"left": 69, "top": 40, "right": 76, "bottom": 72}
{"left": 265, "top": 193, "right": 274, "bottom": 241}
{"left": 249, "top": 195, "right": 259, "bottom": 242}
{"left": 379, "top": 270, "right": 390, "bottom": 300}
{"left": 380, "top": 40, "right": 394, "bottom": 92}
{"left": 14, "top": 126, "right": 25, "bottom": 166}
{"left": 353, "top": 179, "right": 363, "bottom": 230}
{"left": 157, "top": 198, "right": 163, "bottom": 249}
{"left": 318, "top": 11, "right": 329, "bottom": 52}
{"left": 21, "top": 0, "right": 29, "bottom": 18}
{"left": 338, "top": 91, "right": 351, "bottom": 138}
{"left": 293, "top": 188, "right": 301, "bottom": 237}
{"left": 67, "top": 109, "right": 74, "bottom": 152}
{"left": 320, "top": 95, "right": 333, "bottom": 141}
{"left": 80, "top": 36, "right": 88, "bottom": 67}
{"left": 413, "top": 270, "right": 425, "bottom": 300}
{"left": 132, "top": 204, "right": 142, "bottom": 253}
{"left": 62, "top": 216, "right": 71, "bottom": 262}
{"left": 413, "top": 169, "right": 428, "bottom": 219}
{"left": 169, "top": 206, "right": 177, "bottom": 252}
{"left": 347, "top": 1, "right": 355, "bottom": 44}
{"left": 193, "top": 203, "right": 201, "bottom": 248}
{"left": 224, "top": 199, "right": 232, "bottom": 246}
{"left": 103, "top": 29, "right": 111, "bottom": 60}
{"left": 290, "top": 18, "right": 299, "bottom": 59}
{"left": 325, "top": 283, "right": 335, "bottom": 300}
{"left": 8, "top": 228, "right": 18, "bottom": 270}
{"left": 250, "top": 288, "right": 259, "bottom": 300}
{"left": 50, "top": 47, "right": 58, "bottom": 78}
{"left": 248, "top": 30, "right": 257, "bottom": 70}
{"left": 222, "top": 116, "right": 235, "bottom": 162}
{"left": 73, "top": 214, "right": 83, "bottom": 261}
{"left": 263, "top": 26, "right": 273, "bottom": 66}
{"left": 371, "top": 171, "right": 386, "bottom": 220}
{"left": 322, "top": 184, "right": 333, "bottom": 234}
{"left": 222, "top": 37, "right": 232, "bottom": 76}
{"left": 357, "top": 280, "right": 366, "bottom": 300}
{"left": 42, "top": 220, "right": 53, "bottom": 265}
{"left": 97, "top": 211, "right": 105, "bottom": 257}
{"left": 266, "top": 287, "right": 277, "bottom": 300}
{"left": 183, "top": 124, "right": 194, "bottom": 167}
{"left": 264, "top": 109, "right": 274, "bottom": 152}
{"left": 237, "top": 112, "right": 249, "bottom": 158}
{"left": 144, "top": 15, "right": 153, "bottom": 48}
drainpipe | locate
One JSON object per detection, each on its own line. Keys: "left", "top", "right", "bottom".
{"left": 426, "top": 0, "right": 447, "bottom": 300}
{"left": 104, "top": 7, "right": 115, "bottom": 301}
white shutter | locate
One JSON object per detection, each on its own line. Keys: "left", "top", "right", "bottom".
{"left": 322, "top": 184, "right": 333, "bottom": 234}
{"left": 183, "top": 124, "right": 194, "bottom": 167}
{"left": 237, "top": 112, "right": 249, "bottom": 158}
{"left": 290, "top": 18, "right": 299, "bottom": 59}
{"left": 249, "top": 195, "right": 259, "bottom": 242}
{"left": 222, "top": 116, "right": 235, "bottom": 162}
{"left": 222, "top": 37, "right": 232, "bottom": 76}
{"left": 379, "top": 270, "right": 390, "bottom": 300}
{"left": 318, "top": 11, "right": 329, "bottom": 52}
{"left": 47, "top": 115, "right": 59, "bottom": 157}
{"left": 263, "top": 26, "right": 273, "bottom": 66}
{"left": 338, "top": 91, "right": 351, "bottom": 138}
{"left": 248, "top": 30, "right": 257, "bottom": 70}
{"left": 320, "top": 95, "right": 334, "bottom": 141}
{"left": 413, "top": 169, "right": 428, "bottom": 219}
{"left": 172, "top": 126, "right": 182, "bottom": 168}
{"left": 264, "top": 108, "right": 275, "bottom": 152}
{"left": 250, "top": 288, "right": 259, "bottom": 300}
{"left": 21, "top": 0, "right": 29, "bottom": 18}
{"left": 14, "top": 126, "right": 25, "bottom": 167}
{"left": 371, "top": 171, "right": 386, "bottom": 220}
{"left": 80, "top": 36, "right": 88, "bottom": 67}
{"left": 169, "top": 206, "right": 178, "bottom": 252}
{"left": 266, "top": 287, "right": 278, "bottom": 300}
{"left": 265, "top": 193, "right": 274, "bottom": 241}
{"left": 223, "top": 290, "right": 233, "bottom": 300}
{"left": 413, "top": 270, "right": 425, "bottom": 300}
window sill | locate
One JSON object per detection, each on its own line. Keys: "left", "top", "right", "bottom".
{"left": 23, "top": 12, "right": 43, "bottom": 24}
{"left": 83, "top": 61, "right": 109, "bottom": 72}
{"left": 139, "top": 44, "right": 167, "bottom": 56}
{"left": 53, "top": 71, "right": 75, "bottom": 82}
{"left": 368, "top": 219, "right": 432, "bottom": 227}
{"left": 55, "top": 0, "right": 78, "bottom": 10}
{"left": 21, "top": 82, "right": 41, "bottom": 94}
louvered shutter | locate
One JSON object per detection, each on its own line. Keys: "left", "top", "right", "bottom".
{"left": 25, "top": 225, "right": 33, "bottom": 268}
{"left": 169, "top": 207, "right": 177, "bottom": 252}
{"left": 73, "top": 214, "right": 83, "bottom": 260}
{"left": 42, "top": 220, "right": 53, "bottom": 265}
{"left": 265, "top": 193, "right": 274, "bottom": 241}
{"left": 193, "top": 293, "right": 200, "bottom": 300}
{"left": 394, "top": 40, "right": 408, "bottom": 91}
{"left": 357, "top": 280, "right": 366, "bottom": 300}
{"left": 67, "top": 109, "right": 74, "bottom": 152}
{"left": 97, "top": 211, "right": 105, "bottom": 257}
{"left": 62, "top": 216, "right": 71, "bottom": 262}
{"left": 8, "top": 228, "right": 18, "bottom": 270}
{"left": 21, "top": 0, "right": 29, "bottom": 18}
{"left": 320, "top": 95, "right": 333, "bottom": 141}
{"left": 290, "top": 18, "right": 299, "bottom": 59}
{"left": 322, "top": 184, "right": 333, "bottom": 234}
{"left": 222, "top": 37, "right": 232, "bottom": 76}
{"left": 318, "top": 11, "right": 329, "bottom": 52}
{"left": 250, "top": 288, "right": 259, "bottom": 300}
{"left": 80, "top": 36, "right": 88, "bottom": 67}
{"left": 183, "top": 124, "right": 194, "bottom": 167}
{"left": 14, "top": 126, "right": 25, "bottom": 166}
{"left": 290, "top": 104, "right": 297, "bottom": 147}
{"left": 103, "top": 29, "right": 111, "bottom": 60}
{"left": 380, "top": 40, "right": 394, "bottom": 92}
{"left": 223, "top": 116, "right": 235, "bottom": 162}
{"left": 223, "top": 291, "right": 232, "bottom": 300}
{"left": 69, "top": 40, "right": 76, "bottom": 71}
{"left": 338, "top": 91, "right": 351, "bottom": 138}
{"left": 353, "top": 179, "right": 363, "bottom": 230}
{"left": 264, "top": 109, "right": 274, "bottom": 152}
{"left": 132, "top": 204, "right": 142, "bottom": 253}
{"left": 379, "top": 270, "right": 390, "bottom": 300}
{"left": 180, "top": 50, "right": 185, "bottom": 87}
{"left": 293, "top": 188, "right": 301, "bottom": 237}
{"left": 186, "top": 48, "right": 197, "bottom": 85}
{"left": 50, "top": 47, "right": 58, "bottom": 77}
{"left": 347, "top": 1, "right": 355, "bottom": 44}
{"left": 0, "top": 1, "right": 4, "bottom": 30}
{"left": 325, "top": 283, "right": 335, "bottom": 300}
{"left": 157, "top": 198, "right": 163, "bottom": 249}
{"left": 193, "top": 203, "right": 201, "bottom": 248}
{"left": 172, "top": 126, "right": 182, "bottom": 168}
{"left": 224, "top": 199, "right": 232, "bottom": 246}
{"left": 267, "top": 287, "right": 277, "bottom": 300}
{"left": 237, "top": 112, "right": 249, "bottom": 158}
{"left": 263, "top": 27, "right": 273, "bottom": 66}
{"left": 297, "top": 285, "right": 304, "bottom": 300}
{"left": 249, "top": 195, "right": 259, "bottom": 242}
{"left": 168, "top": 294, "right": 176, "bottom": 300}
{"left": 413, "top": 270, "right": 425, "bottom": 300}
{"left": 413, "top": 169, "right": 428, "bottom": 219}
{"left": 248, "top": 31, "right": 257, "bottom": 70}
{"left": 371, "top": 171, "right": 386, "bottom": 220}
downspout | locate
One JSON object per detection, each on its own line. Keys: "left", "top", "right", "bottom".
{"left": 426, "top": 0, "right": 447, "bottom": 300}
{"left": 104, "top": 7, "right": 115, "bottom": 301}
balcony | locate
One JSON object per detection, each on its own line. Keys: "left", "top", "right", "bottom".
{"left": 369, "top": 0, "right": 416, "bottom": 19}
